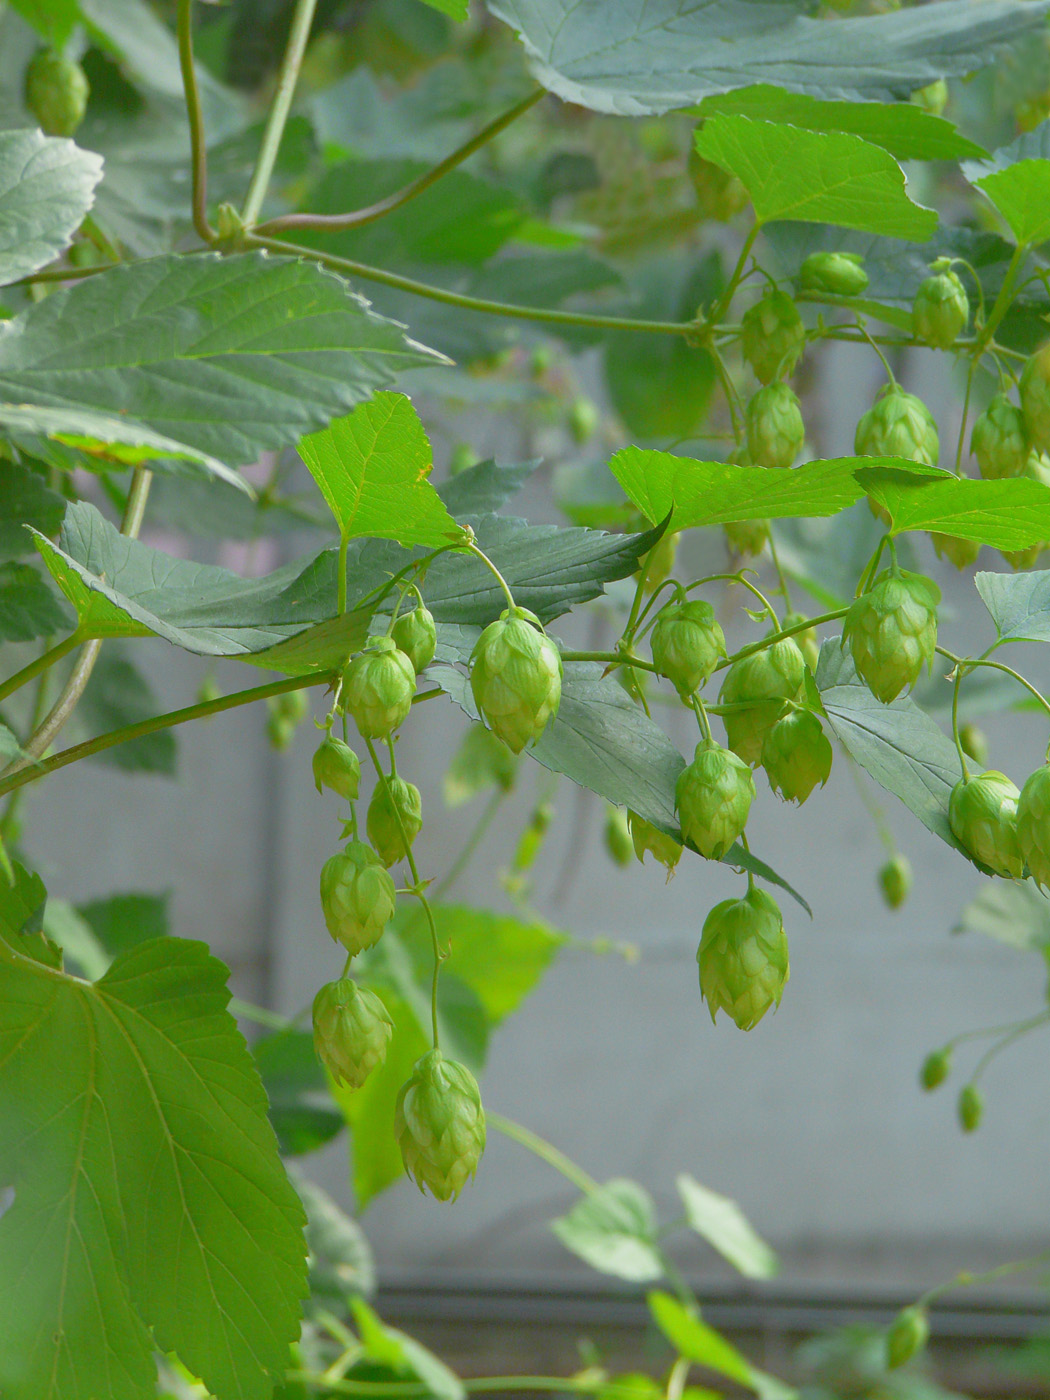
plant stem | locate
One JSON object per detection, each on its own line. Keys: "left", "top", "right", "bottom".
{"left": 256, "top": 89, "right": 545, "bottom": 236}
{"left": 691, "top": 696, "right": 713, "bottom": 744}
{"left": 917, "top": 1244, "right": 1050, "bottom": 1311}
{"left": 288, "top": 1374, "right": 629, "bottom": 1397}
{"left": 559, "top": 652, "right": 659, "bottom": 674}
{"left": 0, "top": 635, "right": 78, "bottom": 706}
{"left": 487, "top": 1112, "right": 599, "bottom": 1195}
{"left": 969, "top": 1009, "right": 1050, "bottom": 1084}
{"left": 710, "top": 222, "right": 759, "bottom": 325}
{"left": 951, "top": 663, "right": 969, "bottom": 779}
{"left": 241, "top": 0, "right": 320, "bottom": 228}
{"left": 977, "top": 241, "right": 1029, "bottom": 351}
{"left": 936, "top": 647, "right": 1050, "bottom": 726}
{"left": 465, "top": 541, "right": 516, "bottom": 611}
{"left": 714, "top": 608, "right": 849, "bottom": 672}
{"left": 176, "top": 0, "right": 215, "bottom": 243}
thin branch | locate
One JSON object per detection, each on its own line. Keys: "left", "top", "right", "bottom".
{"left": 241, "top": 0, "right": 320, "bottom": 228}
{"left": 176, "top": 0, "right": 215, "bottom": 243}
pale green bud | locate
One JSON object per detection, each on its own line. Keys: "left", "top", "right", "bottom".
{"left": 798, "top": 251, "right": 869, "bottom": 297}
{"left": 312, "top": 736, "right": 361, "bottom": 800}
{"left": 741, "top": 291, "right": 805, "bottom": 384}
{"left": 719, "top": 635, "right": 807, "bottom": 765}
{"left": 746, "top": 382, "right": 805, "bottom": 470}
{"left": 697, "top": 886, "right": 789, "bottom": 1030}
{"left": 675, "top": 741, "right": 755, "bottom": 859}
{"left": 1017, "top": 764, "right": 1050, "bottom": 887}
{"left": 366, "top": 776, "right": 423, "bottom": 868}
{"left": 761, "top": 708, "right": 832, "bottom": 804}
{"left": 971, "top": 394, "right": 1028, "bottom": 479}
{"left": 469, "top": 606, "right": 562, "bottom": 754}
{"left": 391, "top": 604, "right": 437, "bottom": 675}
{"left": 395, "top": 1049, "right": 486, "bottom": 1201}
{"left": 843, "top": 568, "right": 940, "bottom": 703}
{"left": 313, "top": 978, "right": 393, "bottom": 1089}
{"left": 650, "top": 599, "right": 726, "bottom": 696}
{"left": 343, "top": 637, "right": 417, "bottom": 739}
{"left": 948, "top": 771, "right": 1024, "bottom": 878}
{"left": 912, "top": 263, "right": 969, "bottom": 349}
{"left": 319, "top": 841, "right": 397, "bottom": 955}
{"left": 855, "top": 383, "right": 939, "bottom": 466}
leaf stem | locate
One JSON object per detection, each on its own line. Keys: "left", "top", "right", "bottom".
{"left": 0, "top": 635, "right": 78, "bottom": 707}
{"left": 176, "top": 0, "right": 216, "bottom": 243}
{"left": 951, "top": 663, "right": 969, "bottom": 779}
{"left": 936, "top": 647, "right": 1050, "bottom": 726}
{"left": 559, "top": 652, "right": 659, "bottom": 674}
{"left": 969, "top": 1009, "right": 1050, "bottom": 1085}
{"left": 487, "top": 1112, "right": 599, "bottom": 1195}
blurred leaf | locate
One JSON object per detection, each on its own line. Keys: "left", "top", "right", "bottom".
{"left": 0, "top": 459, "right": 65, "bottom": 563}
{"left": 443, "top": 723, "right": 520, "bottom": 806}
{"left": 0, "top": 129, "right": 104, "bottom": 287}
{"left": 254, "top": 1029, "right": 344, "bottom": 1158}
{"left": 289, "top": 1168, "right": 376, "bottom": 1299}
{"left": 438, "top": 458, "right": 537, "bottom": 515}
{"left": 77, "top": 891, "right": 169, "bottom": 958}
{"left": 676, "top": 1174, "right": 779, "bottom": 1279}
{"left": 6, "top": 0, "right": 79, "bottom": 46}
{"left": 956, "top": 879, "right": 1050, "bottom": 952}
{"left": 419, "top": 0, "right": 468, "bottom": 17}
{"left": 0, "top": 561, "right": 72, "bottom": 641}
{"left": 971, "top": 159, "right": 1050, "bottom": 245}
{"left": 975, "top": 567, "right": 1050, "bottom": 642}
{"left": 79, "top": 650, "right": 177, "bottom": 776}
{"left": 647, "top": 1291, "right": 754, "bottom": 1387}
{"left": 351, "top": 1297, "right": 465, "bottom": 1400}
{"left": 551, "top": 1179, "right": 664, "bottom": 1282}
{"left": 41, "top": 899, "right": 109, "bottom": 980}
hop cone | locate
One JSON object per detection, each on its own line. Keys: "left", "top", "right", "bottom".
{"left": 604, "top": 806, "right": 634, "bottom": 867}
{"left": 444, "top": 723, "right": 519, "bottom": 807}
{"left": 958, "top": 1084, "right": 984, "bottom": 1132}
{"left": 887, "top": 1307, "right": 930, "bottom": 1369}
{"left": 313, "top": 978, "right": 393, "bottom": 1089}
{"left": 1017, "top": 764, "right": 1050, "bottom": 886}
{"left": 912, "top": 264, "right": 969, "bottom": 349}
{"left": 723, "top": 517, "right": 770, "bottom": 557}
{"left": 650, "top": 599, "right": 726, "bottom": 696}
{"left": 1020, "top": 343, "right": 1050, "bottom": 453}
{"left": 741, "top": 290, "right": 805, "bottom": 384}
{"left": 920, "top": 1047, "right": 951, "bottom": 1090}
{"left": 746, "top": 382, "right": 805, "bottom": 469}
{"left": 675, "top": 741, "right": 755, "bottom": 859}
{"left": 761, "top": 709, "right": 832, "bottom": 804}
{"left": 628, "top": 811, "right": 682, "bottom": 875}
{"left": 855, "top": 383, "right": 939, "bottom": 465}
{"left": 395, "top": 1049, "right": 486, "bottom": 1201}
{"left": 948, "top": 771, "right": 1024, "bottom": 878}
{"left": 343, "top": 637, "right": 416, "bottom": 739}
{"left": 319, "top": 841, "right": 396, "bottom": 955}
{"left": 960, "top": 723, "right": 989, "bottom": 766}
{"left": 366, "top": 776, "right": 423, "bottom": 868}
{"left": 25, "top": 48, "right": 89, "bottom": 136}
{"left": 391, "top": 604, "right": 437, "bottom": 674}
{"left": 697, "top": 886, "right": 789, "bottom": 1030}
{"left": 844, "top": 568, "right": 940, "bottom": 703}
{"left": 971, "top": 394, "right": 1028, "bottom": 479}
{"left": 782, "top": 611, "right": 819, "bottom": 671}
{"left": 930, "top": 533, "right": 980, "bottom": 570}
{"left": 798, "top": 251, "right": 869, "bottom": 297}
{"left": 312, "top": 736, "right": 361, "bottom": 800}
{"left": 878, "top": 854, "right": 912, "bottom": 910}
{"left": 470, "top": 606, "right": 562, "bottom": 753}
{"left": 688, "top": 149, "right": 748, "bottom": 221}
{"left": 719, "top": 635, "right": 806, "bottom": 765}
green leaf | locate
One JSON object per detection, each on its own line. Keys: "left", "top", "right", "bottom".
{"left": 0, "top": 458, "right": 66, "bottom": 563}
{"left": 6, "top": 0, "right": 79, "bottom": 45}
{"left": 298, "top": 392, "right": 463, "bottom": 547}
{"left": 484, "top": 0, "right": 1050, "bottom": 114}
{"left": 955, "top": 879, "right": 1050, "bottom": 953}
{"left": 694, "top": 117, "right": 935, "bottom": 239}
{"left": 858, "top": 466, "right": 1050, "bottom": 547}
{"left": 291, "top": 1168, "right": 376, "bottom": 1299}
{"left": 254, "top": 1029, "right": 345, "bottom": 1158}
{"left": 437, "top": 458, "right": 536, "bottom": 514}
{"left": 550, "top": 1180, "right": 664, "bottom": 1282}
{"left": 77, "top": 891, "right": 169, "bottom": 959}
{"left": 418, "top": 0, "right": 469, "bottom": 17}
{"left": 690, "top": 87, "right": 985, "bottom": 161}
{"left": 647, "top": 1291, "right": 754, "bottom": 1387}
{"left": 970, "top": 160, "right": 1050, "bottom": 246}
{"left": 0, "top": 252, "right": 445, "bottom": 472}
{"left": 974, "top": 567, "right": 1050, "bottom": 643}
{"left": 675, "top": 1174, "right": 779, "bottom": 1280}
{"left": 0, "top": 561, "right": 72, "bottom": 641}
{"left": 351, "top": 1297, "right": 466, "bottom": 1400}
{"left": 41, "top": 899, "right": 110, "bottom": 980}
{"left": 0, "top": 861, "right": 48, "bottom": 947}
{"left": 79, "top": 650, "right": 177, "bottom": 775}
{"left": 0, "top": 129, "right": 104, "bottom": 287}
{"left": 0, "top": 935, "right": 307, "bottom": 1400}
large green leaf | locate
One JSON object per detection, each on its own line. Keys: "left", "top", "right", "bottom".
{"left": 974, "top": 567, "right": 1050, "bottom": 643}
{"left": 675, "top": 1174, "right": 779, "bottom": 1280}
{"left": 0, "top": 931, "right": 307, "bottom": 1400}
{"left": 0, "top": 252, "right": 444, "bottom": 472}
{"left": 0, "top": 129, "right": 104, "bottom": 287}
{"left": 351, "top": 1297, "right": 466, "bottom": 1400}
{"left": 0, "top": 561, "right": 71, "bottom": 641}
{"left": 551, "top": 1179, "right": 664, "bottom": 1282}
{"left": 484, "top": 0, "right": 1050, "bottom": 115}
{"left": 858, "top": 465, "right": 1050, "bottom": 547}
{"left": 694, "top": 118, "right": 936, "bottom": 240}
{"left": 0, "top": 459, "right": 65, "bottom": 563}
{"left": 690, "top": 87, "right": 985, "bottom": 161}
{"left": 964, "top": 123, "right": 1050, "bottom": 245}
{"left": 298, "top": 392, "right": 463, "bottom": 548}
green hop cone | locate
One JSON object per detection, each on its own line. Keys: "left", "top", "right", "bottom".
{"left": 312, "top": 736, "right": 361, "bottom": 800}
{"left": 959, "top": 723, "right": 988, "bottom": 766}
{"left": 636, "top": 530, "right": 679, "bottom": 592}
{"left": 912, "top": 262, "right": 969, "bottom": 349}
{"left": 930, "top": 532, "right": 980, "bottom": 570}
{"left": 886, "top": 1307, "right": 930, "bottom": 1370}
{"left": 782, "top": 612, "right": 819, "bottom": 671}
{"left": 650, "top": 599, "right": 726, "bottom": 696}
{"left": 745, "top": 382, "right": 805, "bottom": 470}
{"left": 697, "top": 886, "right": 789, "bottom": 1031}
{"left": 569, "top": 396, "right": 599, "bottom": 444}
{"left": 798, "top": 250, "right": 869, "bottom": 297}
{"left": 844, "top": 568, "right": 940, "bottom": 704}
{"left": 723, "top": 517, "right": 770, "bottom": 558}
{"left": 1020, "top": 342, "right": 1050, "bottom": 453}
{"left": 343, "top": 637, "right": 417, "bottom": 739}
{"left": 675, "top": 740, "right": 755, "bottom": 860}
{"left": 741, "top": 290, "right": 805, "bottom": 384}
{"left": 604, "top": 806, "right": 634, "bottom": 868}
{"left": 761, "top": 709, "right": 832, "bottom": 805}
{"left": 878, "top": 853, "right": 913, "bottom": 910}
{"left": 958, "top": 1083, "right": 983, "bottom": 1132}
{"left": 469, "top": 606, "right": 562, "bottom": 754}
{"left": 1017, "top": 764, "right": 1050, "bottom": 887}
{"left": 395, "top": 1049, "right": 486, "bottom": 1201}
{"left": 366, "top": 776, "right": 423, "bottom": 868}
{"left": 319, "top": 841, "right": 397, "bottom": 955}
{"left": 628, "top": 811, "right": 682, "bottom": 875}
{"left": 948, "top": 771, "right": 1024, "bottom": 878}
{"left": 855, "top": 383, "right": 939, "bottom": 466}
{"left": 719, "top": 634, "right": 807, "bottom": 766}
{"left": 312, "top": 977, "right": 393, "bottom": 1090}
{"left": 920, "top": 1047, "right": 952, "bottom": 1091}
{"left": 971, "top": 394, "right": 1028, "bottom": 479}
{"left": 25, "top": 48, "right": 90, "bottom": 136}
{"left": 1001, "top": 542, "right": 1047, "bottom": 571}
{"left": 391, "top": 604, "right": 437, "bottom": 675}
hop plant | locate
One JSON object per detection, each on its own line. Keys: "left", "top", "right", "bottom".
{"left": 628, "top": 811, "right": 682, "bottom": 875}
{"left": 741, "top": 290, "right": 805, "bottom": 384}
{"left": 267, "top": 689, "right": 308, "bottom": 750}
{"left": 930, "top": 533, "right": 980, "bottom": 570}
{"left": 343, "top": 637, "right": 417, "bottom": 739}
{"left": 971, "top": 394, "right": 1028, "bottom": 479}
{"left": 367, "top": 776, "right": 423, "bottom": 868}
{"left": 723, "top": 517, "right": 770, "bottom": 557}
{"left": 959, "top": 723, "right": 988, "bottom": 766}
{"left": 1020, "top": 343, "right": 1050, "bottom": 453}
{"left": 391, "top": 604, "right": 437, "bottom": 675}
{"left": 697, "top": 886, "right": 789, "bottom": 1030}
{"left": 312, "top": 736, "right": 361, "bottom": 800}
{"left": 798, "top": 251, "right": 869, "bottom": 297}
{"left": 746, "top": 382, "right": 805, "bottom": 470}
{"left": 313, "top": 978, "right": 393, "bottom": 1089}
{"left": 948, "top": 771, "right": 1024, "bottom": 878}
{"left": 886, "top": 1307, "right": 930, "bottom": 1370}
{"left": 604, "top": 806, "right": 634, "bottom": 867}
{"left": 1017, "top": 764, "right": 1050, "bottom": 887}
{"left": 25, "top": 48, "right": 90, "bottom": 136}
{"left": 650, "top": 599, "right": 726, "bottom": 696}
{"left": 470, "top": 606, "right": 562, "bottom": 753}
{"left": 843, "top": 568, "right": 940, "bottom": 704}
{"left": 855, "top": 383, "right": 939, "bottom": 466}
{"left": 675, "top": 740, "right": 755, "bottom": 859}
{"left": 912, "top": 261, "right": 969, "bottom": 349}
{"left": 920, "top": 1047, "right": 951, "bottom": 1090}
{"left": 319, "top": 841, "right": 397, "bottom": 954}
{"left": 782, "top": 612, "right": 819, "bottom": 671}
{"left": 878, "top": 853, "right": 913, "bottom": 910}
{"left": 395, "top": 1049, "right": 486, "bottom": 1201}
{"left": 958, "top": 1083, "right": 984, "bottom": 1132}
{"left": 761, "top": 709, "right": 832, "bottom": 804}
{"left": 719, "top": 634, "right": 807, "bottom": 765}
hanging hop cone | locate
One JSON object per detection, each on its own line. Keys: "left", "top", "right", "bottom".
{"left": 650, "top": 599, "right": 726, "bottom": 696}
{"left": 25, "top": 48, "right": 90, "bottom": 136}
{"left": 391, "top": 603, "right": 437, "bottom": 675}
{"left": 912, "top": 262, "right": 969, "bottom": 349}
{"left": 366, "top": 776, "right": 423, "bottom": 868}
{"left": 697, "top": 886, "right": 789, "bottom": 1031}
{"left": 395, "top": 1049, "right": 486, "bottom": 1201}
{"left": 741, "top": 290, "right": 805, "bottom": 384}
{"left": 920, "top": 1047, "right": 951, "bottom": 1090}
{"left": 469, "top": 606, "right": 562, "bottom": 754}
{"left": 843, "top": 568, "right": 940, "bottom": 704}
{"left": 761, "top": 708, "right": 832, "bottom": 805}
{"left": 604, "top": 806, "right": 634, "bottom": 867}
{"left": 971, "top": 394, "right": 1028, "bottom": 479}
{"left": 886, "top": 1307, "right": 930, "bottom": 1369}
{"left": 746, "top": 382, "right": 805, "bottom": 470}
{"left": 343, "top": 637, "right": 417, "bottom": 739}
{"left": 798, "top": 250, "right": 869, "bottom": 297}
{"left": 312, "top": 736, "right": 361, "bottom": 800}
{"left": 319, "top": 841, "right": 397, "bottom": 955}
{"left": 855, "top": 383, "right": 939, "bottom": 465}
{"left": 948, "top": 771, "right": 1024, "bottom": 878}
{"left": 878, "top": 853, "right": 913, "bottom": 910}
{"left": 1017, "top": 764, "right": 1050, "bottom": 887}
{"left": 718, "top": 634, "right": 807, "bottom": 765}
{"left": 676, "top": 740, "right": 755, "bottom": 860}
{"left": 313, "top": 978, "right": 393, "bottom": 1090}
{"left": 1021, "top": 343, "right": 1050, "bottom": 453}
{"left": 723, "top": 517, "right": 770, "bottom": 558}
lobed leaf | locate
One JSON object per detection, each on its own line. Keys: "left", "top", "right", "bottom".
{"left": 858, "top": 466, "right": 1050, "bottom": 547}
{"left": 0, "top": 129, "right": 104, "bottom": 287}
